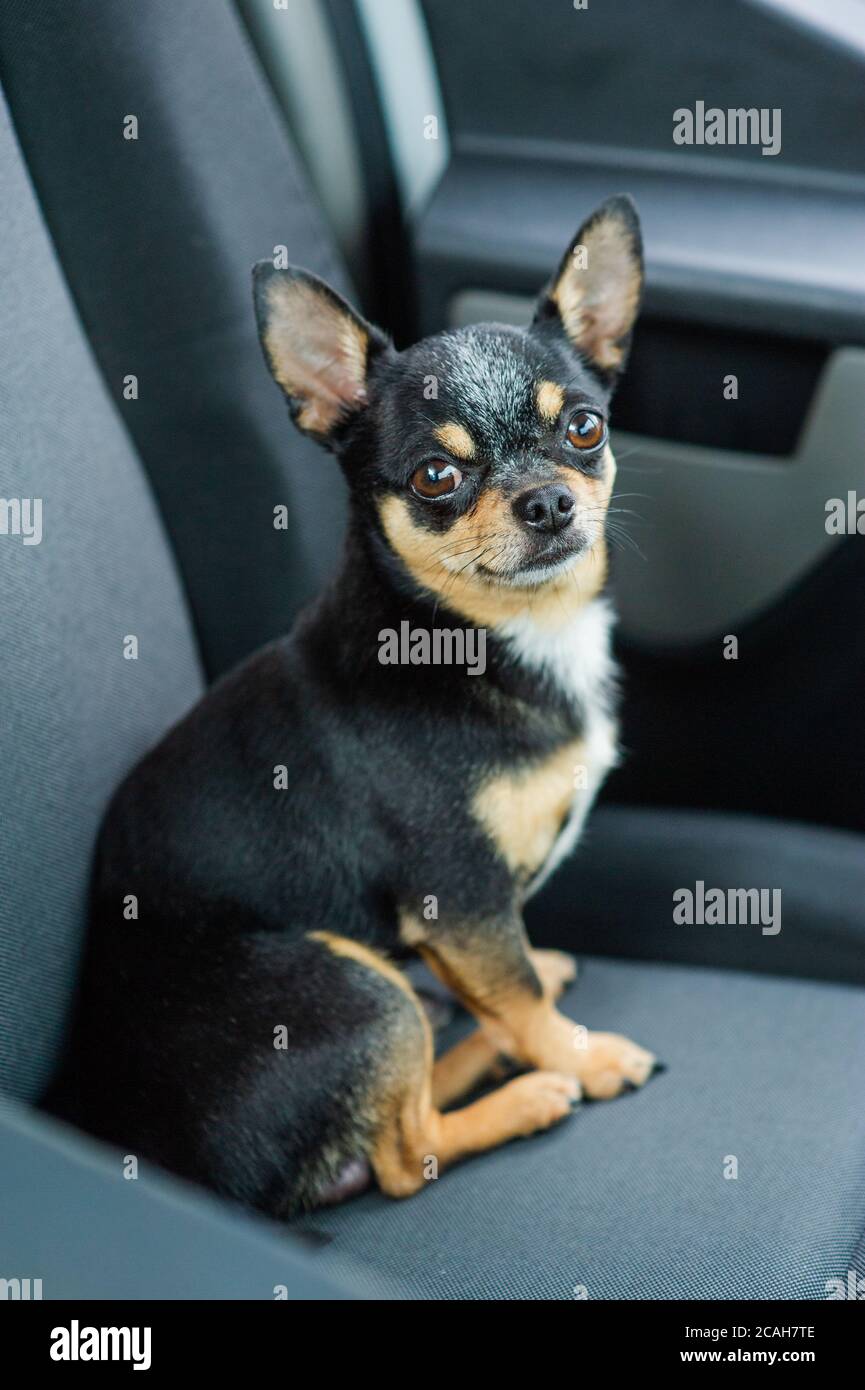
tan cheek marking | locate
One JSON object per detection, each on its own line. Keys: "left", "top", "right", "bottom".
{"left": 536, "top": 380, "right": 565, "bottom": 424}
{"left": 556, "top": 442, "right": 617, "bottom": 508}
{"left": 378, "top": 491, "right": 517, "bottom": 606}
{"left": 378, "top": 494, "right": 609, "bottom": 629}
{"left": 459, "top": 488, "right": 514, "bottom": 551}
{"left": 434, "top": 422, "right": 476, "bottom": 460}
{"left": 472, "top": 740, "right": 585, "bottom": 879}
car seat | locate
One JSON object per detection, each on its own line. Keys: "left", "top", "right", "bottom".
{"left": 1, "top": 0, "right": 863, "bottom": 1300}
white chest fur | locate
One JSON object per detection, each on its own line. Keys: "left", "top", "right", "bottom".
{"left": 498, "top": 598, "right": 619, "bottom": 897}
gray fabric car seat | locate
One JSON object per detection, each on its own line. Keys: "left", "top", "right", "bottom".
{"left": 0, "top": 89, "right": 202, "bottom": 1103}
{"left": 0, "top": 0, "right": 349, "bottom": 1104}
{"left": 0, "top": 0, "right": 350, "bottom": 681}
{"left": 0, "top": 0, "right": 863, "bottom": 1302}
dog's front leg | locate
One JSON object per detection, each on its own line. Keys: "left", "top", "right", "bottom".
{"left": 405, "top": 912, "right": 657, "bottom": 1100}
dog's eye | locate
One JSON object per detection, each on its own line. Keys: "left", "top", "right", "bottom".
{"left": 566, "top": 410, "right": 606, "bottom": 451}
{"left": 410, "top": 461, "right": 463, "bottom": 499}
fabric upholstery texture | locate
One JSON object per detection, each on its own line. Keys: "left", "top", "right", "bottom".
{"left": 0, "top": 1100, "right": 370, "bottom": 1300}
{"left": 0, "top": 89, "right": 202, "bottom": 1102}
{"left": 0, "top": 0, "right": 350, "bottom": 680}
{"left": 0, "top": 0, "right": 348, "bottom": 1102}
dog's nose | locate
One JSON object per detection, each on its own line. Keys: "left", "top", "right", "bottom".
{"left": 513, "top": 482, "right": 576, "bottom": 533}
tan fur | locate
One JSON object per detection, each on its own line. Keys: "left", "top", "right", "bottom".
{"left": 372, "top": 1068, "right": 579, "bottom": 1196}
{"left": 552, "top": 218, "right": 641, "bottom": 371}
{"left": 430, "top": 1030, "right": 502, "bottom": 1109}
{"left": 433, "top": 421, "right": 476, "bottom": 460}
{"left": 377, "top": 492, "right": 609, "bottom": 631}
{"left": 472, "top": 739, "right": 585, "bottom": 880}
{"left": 262, "top": 278, "right": 368, "bottom": 434}
{"left": 529, "top": 947, "right": 578, "bottom": 999}
{"left": 309, "top": 930, "right": 579, "bottom": 1195}
{"left": 535, "top": 379, "right": 565, "bottom": 423}
{"left": 400, "top": 914, "right": 542, "bottom": 1026}
{"left": 429, "top": 948, "right": 575, "bottom": 1108}
{"left": 403, "top": 921, "right": 656, "bottom": 1103}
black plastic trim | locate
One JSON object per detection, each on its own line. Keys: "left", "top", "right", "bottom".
{"left": 415, "top": 149, "right": 865, "bottom": 346}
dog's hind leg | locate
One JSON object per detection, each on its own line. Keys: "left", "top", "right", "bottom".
{"left": 374, "top": 1048, "right": 581, "bottom": 1197}
{"left": 310, "top": 933, "right": 580, "bottom": 1199}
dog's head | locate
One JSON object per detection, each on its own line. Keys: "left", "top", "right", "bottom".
{"left": 254, "top": 195, "right": 642, "bottom": 622}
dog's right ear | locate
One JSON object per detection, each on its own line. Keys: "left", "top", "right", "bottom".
{"left": 533, "top": 195, "right": 643, "bottom": 378}
{"left": 253, "top": 262, "right": 388, "bottom": 444}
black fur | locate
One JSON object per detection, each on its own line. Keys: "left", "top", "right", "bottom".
{"left": 46, "top": 197, "right": 643, "bottom": 1216}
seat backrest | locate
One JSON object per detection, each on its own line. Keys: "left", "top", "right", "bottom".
{"left": 0, "top": 91, "right": 202, "bottom": 1102}
{"left": 0, "top": 0, "right": 352, "bottom": 1101}
{"left": 0, "top": 0, "right": 350, "bottom": 680}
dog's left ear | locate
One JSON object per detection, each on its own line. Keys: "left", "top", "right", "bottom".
{"left": 533, "top": 194, "right": 643, "bottom": 376}
{"left": 253, "top": 262, "right": 389, "bottom": 444}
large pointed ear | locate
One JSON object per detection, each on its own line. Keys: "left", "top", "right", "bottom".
{"left": 253, "top": 262, "right": 389, "bottom": 443}
{"left": 533, "top": 194, "right": 643, "bottom": 376}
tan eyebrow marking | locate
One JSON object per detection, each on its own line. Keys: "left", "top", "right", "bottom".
{"left": 536, "top": 380, "right": 565, "bottom": 424}
{"left": 434, "top": 422, "right": 476, "bottom": 460}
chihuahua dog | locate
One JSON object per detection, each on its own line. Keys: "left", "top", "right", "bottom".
{"left": 51, "top": 195, "right": 656, "bottom": 1217}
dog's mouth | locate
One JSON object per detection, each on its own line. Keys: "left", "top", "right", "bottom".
{"left": 477, "top": 523, "right": 594, "bottom": 588}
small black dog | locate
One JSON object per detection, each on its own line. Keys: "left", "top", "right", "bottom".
{"left": 51, "top": 195, "right": 656, "bottom": 1217}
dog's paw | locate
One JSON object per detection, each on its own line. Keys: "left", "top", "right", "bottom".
{"left": 531, "top": 947, "right": 578, "bottom": 1000}
{"left": 505, "top": 1071, "right": 581, "bottom": 1136}
{"left": 574, "top": 1033, "right": 658, "bottom": 1100}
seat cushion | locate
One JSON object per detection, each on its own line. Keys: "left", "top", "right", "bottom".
{"left": 0, "top": 1101, "right": 363, "bottom": 1300}
{"left": 298, "top": 956, "right": 865, "bottom": 1299}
